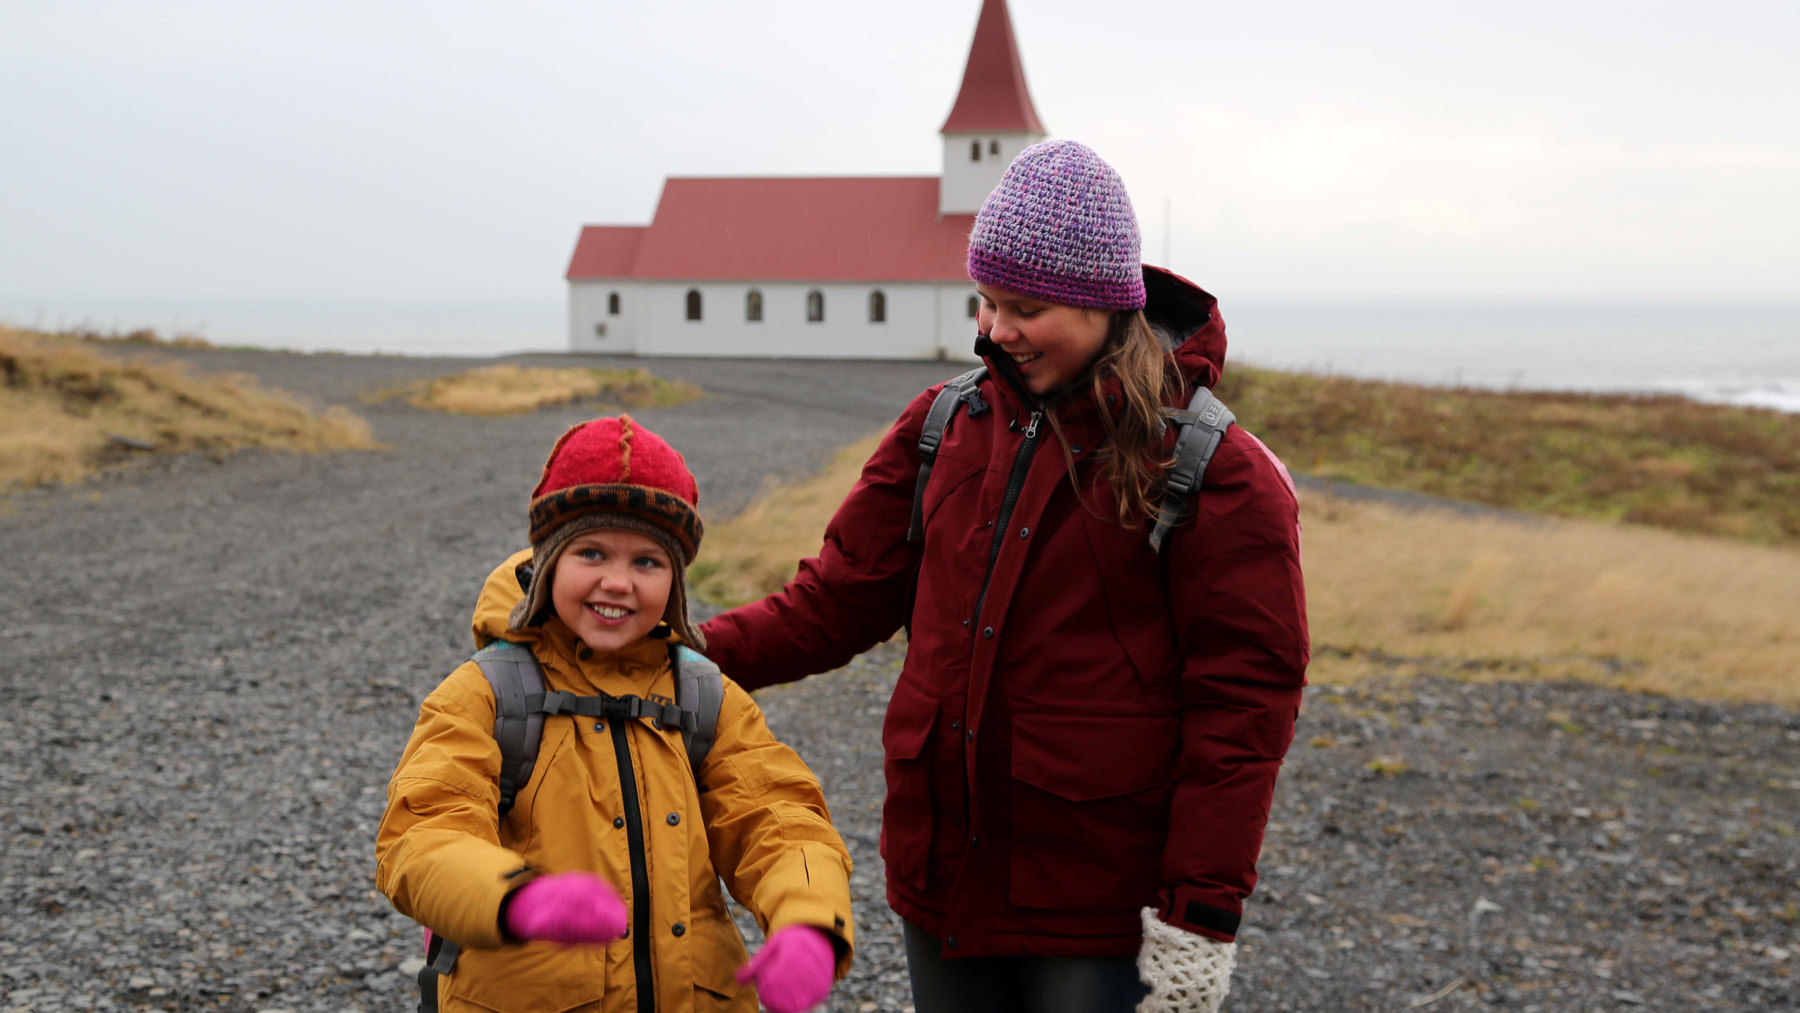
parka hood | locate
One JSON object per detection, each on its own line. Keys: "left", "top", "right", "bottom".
{"left": 472, "top": 548, "right": 537, "bottom": 648}
{"left": 1144, "top": 265, "right": 1225, "bottom": 393}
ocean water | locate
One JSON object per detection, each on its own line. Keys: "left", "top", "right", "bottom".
{"left": 6, "top": 297, "right": 1797, "bottom": 413}
{"left": 1, "top": 299, "right": 565, "bottom": 360}
{"left": 1227, "top": 300, "right": 1800, "bottom": 414}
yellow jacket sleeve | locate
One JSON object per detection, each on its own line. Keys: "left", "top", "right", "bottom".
{"left": 698, "top": 679, "right": 856, "bottom": 976}
{"left": 374, "top": 662, "right": 528, "bottom": 950}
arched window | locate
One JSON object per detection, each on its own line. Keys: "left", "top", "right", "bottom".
{"left": 868, "top": 290, "right": 886, "bottom": 323}
{"left": 607, "top": 292, "right": 620, "bottom": 315}
{"left": 988, "top": 139, "right": 1000, "bottom": 156}
{"left": 806, "top": 290, "right": 824, "bottom": 323}
{"left": 966, "top": 294, "right": 980, "bottom": 319}
{"left": 970, "top": 140, "right": 981, "bottom": 162}
{"left": 745, "top": 289, "right": 763, "bottom": 322}
{"left": 685, "top": 289, "right": 702, "bottom": 321}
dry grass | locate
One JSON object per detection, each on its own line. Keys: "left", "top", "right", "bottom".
{"left": 0, "top": 327, "right": 374, "bottom": 491}
{"left": 1217, "top": 366, "right": 1800, "bottom": 545}
{"left": 689, "top": 435, "right": 886, "bottom": 609}
{"left": 380, "top": 365, "right": 702, "bottom": 416}
{"left": 50, "top": 324, "right": 214, "bottom": 349}
{"left": 1300, "top": 490, "right": 1800, "bottom": 707}
{"left": 692, "top": 428, "right": 1800, "bottom": 708}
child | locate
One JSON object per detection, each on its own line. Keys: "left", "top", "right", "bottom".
{"left": 376, "top": 415, "right": 854, "bottom": 1013}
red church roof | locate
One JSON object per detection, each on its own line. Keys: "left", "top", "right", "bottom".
{"left": 564, "top": 226, "right": 645, "bottom": 279}
{"left": 566, "top": 177, "right": 975, "bottom": 283}
{"left": 939, "top": 0, "right": 1045, "bottom": 134}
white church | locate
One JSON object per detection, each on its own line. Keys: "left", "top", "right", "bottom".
{"left": 563, "top": 0, "right": 1046, "bottom": 360}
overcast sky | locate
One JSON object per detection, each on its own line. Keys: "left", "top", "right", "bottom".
{"left": 3, "top": 0, "right": 1796, "bottom": 309}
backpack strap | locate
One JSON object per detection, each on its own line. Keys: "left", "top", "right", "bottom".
{"left": 1148, "top": 386, "right": 1236, "bottom": 553}
{"left": 909, "top": 366, "right": 989, "bottom": 543}
{"left": 417, "top": 932, "right": 459, "bottom": 1013}
{"left": 670, "top": 644, "right": 726, "bottom": 778}
{"left": 526, "top": 688, "right": 695, "bottom": 730}
{"left": 473, "top": 641, "right": 545, "bottom": 820}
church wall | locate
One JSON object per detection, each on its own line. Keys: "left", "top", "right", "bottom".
{"left": 569, "top": 280, "right": 988, "bottom": 360}
{"left": 936, "top": 283, "right": 984, "bottom": 363}
{"left": 635, "top": 282, "right": 947, "bottom": 359}
{"left": 568, "top": 280, "right": 641, "bottom": 354}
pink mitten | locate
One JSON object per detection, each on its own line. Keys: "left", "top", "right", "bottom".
{"left": 734, "top": 925, "right": 836, "bottom": 1013}
{"left": 502, "top": 872, "right": 627, "bottom": 945}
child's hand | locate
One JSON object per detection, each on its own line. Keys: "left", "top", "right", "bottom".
{"left": 502, "top": 872, "right": 627, "bottom": 945}
{"left": 734, "top": 924, "right": 835, "bottom": 1013}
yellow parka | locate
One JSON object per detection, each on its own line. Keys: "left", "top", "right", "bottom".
{"left": 376, "top": 552, "right": 855, "bottom": 1013}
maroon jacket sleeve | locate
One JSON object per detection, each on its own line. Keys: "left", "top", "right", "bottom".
{"left": 698, "top": 389, "right": 936, "bottom": 692}
{"left": 1155, "top": 427, "right": 1309, "bottom": 942}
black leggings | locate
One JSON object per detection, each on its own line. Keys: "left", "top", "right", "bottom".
{"left": 902, "top": 920, "right": 1149, "bottom": 1013}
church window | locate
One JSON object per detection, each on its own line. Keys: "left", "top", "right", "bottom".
{"left": 869, "top": 290, "right": 886, "bottom": 323}
{"left": 685, "top": 289, "right": 702, "bottom": 321}
{"left": 807, "top": 290, "right": 825, "bottom": 323}
{"left": 988, "top": 139, "right": 999, "bottom": 156}
{"left": 970, "top": 140, "right": 981, "bottom": 162}
{"left": 967, "top": 294, "right": 979, "bottom": 319}
{"left": 746, "top": 289, "right": 763, "bottom": 322}
{"left": 607, "top": 292, "right": 620, "bottom": 315}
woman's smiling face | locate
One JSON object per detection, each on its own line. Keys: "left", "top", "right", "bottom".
{"left": 975, "top": 284, "right": 1112, "bottom": 396}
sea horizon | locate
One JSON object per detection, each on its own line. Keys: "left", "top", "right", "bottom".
{"left": 6, "top": 294, "right": 1797, "bottom": 413}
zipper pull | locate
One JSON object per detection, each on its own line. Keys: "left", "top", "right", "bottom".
{"left": 1024, "top": 411, "right": 1042, "bottom": 439}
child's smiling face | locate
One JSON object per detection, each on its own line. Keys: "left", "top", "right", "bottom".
{"left": 550, "top": 529, "right": 674, "bottom": 654}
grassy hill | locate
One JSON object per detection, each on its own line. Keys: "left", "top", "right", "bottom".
{"left": 1216, "top": 365, "right": 1799, "bottom": 544}
{"left": 0, "top": 326, "right": 375, "bottom": 491}
{"left": 692, "top": 376, "right": 1800, "bottom": 707}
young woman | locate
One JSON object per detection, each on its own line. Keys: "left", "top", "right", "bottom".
{"left": 699, "top": 139, "right": 1307, "bottom": 1012}
{"left": 735, "top": 140, "right": 1306, "bottom": 1012}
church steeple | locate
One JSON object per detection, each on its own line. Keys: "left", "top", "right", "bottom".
{"left": 938, "top": 0, "right": 1048, "bottom": 215}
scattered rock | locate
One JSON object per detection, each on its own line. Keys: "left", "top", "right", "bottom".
{"left": 2, "top": 352, "right": 1794, "bottom": 1012}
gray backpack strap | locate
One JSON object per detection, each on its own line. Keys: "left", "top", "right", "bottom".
{"left": 909, "top": 366, "right": 989, "bottom": 543}
{"left": 670, "top": 644, "right": 725, "bottom": 779}
{"left": 417, "top": 642, "right": 538, "bottom": 1008}
{"left": 472, "top": 641, "right": 544, "bottom": 820}
{"left": 1148, "top": 386, "right": 1236, "bottom": 553}
{"left": 417, "top": 933, "right": 460, "bottom": 1013}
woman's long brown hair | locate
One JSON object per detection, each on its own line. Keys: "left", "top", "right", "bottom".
{"left": 1044, "top": 309, "right": 1180, "bottom": 526}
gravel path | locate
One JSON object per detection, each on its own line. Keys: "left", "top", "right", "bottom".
{"left": 2, "top": 349, "right": 1794, "bottom": 1013}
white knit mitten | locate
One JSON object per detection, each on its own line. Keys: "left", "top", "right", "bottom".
{"left": 1136, "top": 907, "right": 1236, "bottom": 1013}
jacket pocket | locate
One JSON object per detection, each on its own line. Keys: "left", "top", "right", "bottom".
{"left": 880, "top": 680, "right": 940, "bottom": 892}
{"left": 919, "top": 452, "right": 985, "bottom": 540}
{"left": 690, "top": 913, "right": 753, "bottom": 1011}
{"left": 448, "top": 939, "right": 606, "bottom": 1012}
{"left": 1008, "top": 711, "right": 1178, "bottom": 911}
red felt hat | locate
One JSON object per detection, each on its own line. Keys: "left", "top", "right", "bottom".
{"left": 509, "top": 415, "right": 705, "bottom": 643}
{"left": 527, "top": 414, "right": 701, "bottom": 559}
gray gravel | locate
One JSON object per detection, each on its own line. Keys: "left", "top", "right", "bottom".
{"left": 2, "top": 349, "right": 1795, "bottom": 1012}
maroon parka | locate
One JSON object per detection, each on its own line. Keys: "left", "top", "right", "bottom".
{"left": 700, "top": 267, "right": 1308, "bottom": 958}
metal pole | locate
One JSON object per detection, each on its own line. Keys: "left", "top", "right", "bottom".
{"left": 1163, "top": 198, "right": 1172, "bottom": 268}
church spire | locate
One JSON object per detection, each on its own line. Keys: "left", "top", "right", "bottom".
{"left": 937, "top": 0, "right": 1048, "bottom": 215}
{"left": 940, "top": 0, "right": 1045, "bottom": 134}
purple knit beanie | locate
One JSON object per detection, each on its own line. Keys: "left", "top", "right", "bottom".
{"left": 967, "top": 140, "right": 1146, "bottom": 311}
